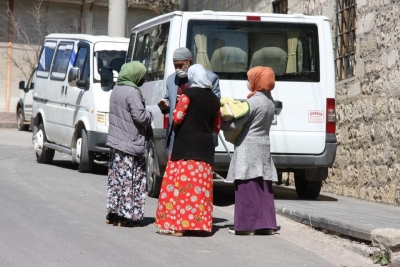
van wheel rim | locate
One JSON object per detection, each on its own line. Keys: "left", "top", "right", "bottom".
{"left": 76, "top": 138, "right": 82, "bottom": 163}
{"left": 34, "top": 129, "right": 44, "bottom": 156}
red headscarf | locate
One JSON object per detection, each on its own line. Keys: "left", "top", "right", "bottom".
{"left": 247, "top": 66, "right": 275, "bottom": 99}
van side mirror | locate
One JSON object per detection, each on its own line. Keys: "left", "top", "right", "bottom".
{"left": 29, "top": 82, "right": 35, "bottom": 89}
{"left": 101, "top": 68, "right": 114, "bottom": 92}
{"left": 68, "top": 67, "right": 80, "bottom": 87}
{"left": 19, "top": 81, "right": 25, "bottom": 90}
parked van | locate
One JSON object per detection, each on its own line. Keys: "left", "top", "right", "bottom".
{"left": 16, "top": 70, "right": 36, "bottom": 131}
{"left": 125, "top": 11, "right": 337, "bottom": 199}
{"left": 32, "top": 34, "right": 129, "bottom": 172}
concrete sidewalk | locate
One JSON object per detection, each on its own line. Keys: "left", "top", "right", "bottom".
{"left": 273, "top": 186, "right": 400, "bottom": 266}
{"left": 0, "top": 111, "right": 17, "bottom": 129}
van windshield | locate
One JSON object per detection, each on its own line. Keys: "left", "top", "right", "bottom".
{"left": 186, "top": 20, "right": 319, "bottom": 82}
{"left": 95, "top": 50, "right": 127, "bottom": 75}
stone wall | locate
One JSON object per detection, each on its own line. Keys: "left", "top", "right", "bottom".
{"left": 327, "top": 1, "right": 400, "bottom": 205}
{"left": 186, "top": 0, "right": 400, "bottom": 206}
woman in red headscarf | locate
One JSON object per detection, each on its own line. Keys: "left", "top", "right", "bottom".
{"left": 222, "top": 66, "right": 278, "bottom": 235}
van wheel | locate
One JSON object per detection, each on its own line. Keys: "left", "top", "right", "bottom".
{"left": 34, "top": 123, "right": 55, "bottom": 164}
{"left": 17, "top": 108, "right": 28, "bottom": 131}
{"left": 76, "top": 129, "right": 94, "bottom": 173}
{"left": 294, "top": 170, "right": 322, "bottom": 199}
{"left": 146, "top": 138, "right": 162, "bottom": 198}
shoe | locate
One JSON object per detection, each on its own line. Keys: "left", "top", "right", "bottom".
{"left": 157, "top": 229, "right": 184, "bottom": 237}
{"left": 228, "top": 227, "right": 255, "bottom": 236}
{"left": 113, "top": 216, "right": 140, "bottom": 227}
{"left": 255, "top": 229, "right": 275, "bottom": 235}
{"left": 105, "top": 213, "right": 117, "bottom": 224}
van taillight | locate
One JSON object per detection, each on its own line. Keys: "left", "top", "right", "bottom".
{"left": 163, "top": 114, "right": 169, "bottom": 129}
{"left": 326, "top": 98, "right": 336, "bottom": 134}
{"left": 247, "top": 16, "right": 261, "bottom": 21}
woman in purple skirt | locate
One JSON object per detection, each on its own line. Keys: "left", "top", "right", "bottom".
{"left": 221, "top": 66, "right": 278, "bottom": 235}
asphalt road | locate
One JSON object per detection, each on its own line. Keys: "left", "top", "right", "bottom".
{"left": 0, "top": 129, "right": 374, "bottom": 267}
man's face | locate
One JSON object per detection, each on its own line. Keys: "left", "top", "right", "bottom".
{"left": 173, "top": 59, "right": 192, "bottom": 70}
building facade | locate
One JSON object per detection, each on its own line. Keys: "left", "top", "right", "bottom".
{"left": 0, "top": 0, "right": 156, "bottom": 112}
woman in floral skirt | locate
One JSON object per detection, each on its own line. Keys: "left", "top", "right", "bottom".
{"left": 155, "top": 64, "right": 221, "bottom": 236}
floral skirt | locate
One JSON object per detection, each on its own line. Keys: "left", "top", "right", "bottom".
{"left": 155, "top": 159, "right": 214, "bottom": 232}
{"left": 107, "top": 148, "right": 146, "bottom": 220}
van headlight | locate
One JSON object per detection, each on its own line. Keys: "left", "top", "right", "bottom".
{"left": 96, "top": 112, "right": 108, "bottom": 126}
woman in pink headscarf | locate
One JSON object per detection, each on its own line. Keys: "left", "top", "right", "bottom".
{"left": 222, "top": 66, "right": 278, "bottom": 236}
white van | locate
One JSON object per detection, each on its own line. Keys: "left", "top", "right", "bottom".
{"left": 32, "top": 34, "right": 129, "bottom": 172}
{"left": 16, "top": 70, "right": 36, "bottom": 131}
{"left": 126, "top": 11, "right": 337, "bottom": 199}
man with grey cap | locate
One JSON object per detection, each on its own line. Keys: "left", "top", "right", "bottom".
{"left": 158, "top": 47, "right": 220, "bottom": 154}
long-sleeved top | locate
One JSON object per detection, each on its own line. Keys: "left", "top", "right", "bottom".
{"left": 221, "top": 91, "right": 277, "bottom": 182}
{"left": 106, "top": 85, "right": 153, "bottom": 156}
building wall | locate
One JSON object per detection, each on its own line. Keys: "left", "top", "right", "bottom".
{"left": 187, "top": 0, "right": 400, "bottom": 206}
{"left": 0, "top": 0, "right": 155, "bottom": 112}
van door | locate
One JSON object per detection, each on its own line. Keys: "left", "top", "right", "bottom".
{"left": 62, "top": 41, "right": 90, "bottom": 146}
{"left": 46, "top": 41, "right": 74, "bottom": 144}
{"left": 184, "top": 18, "right": 326, "bottom": 155}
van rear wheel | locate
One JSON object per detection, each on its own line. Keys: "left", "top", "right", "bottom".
{"left": 76, "top": 129, "right": 94, "bottom": 173}
{"left": 17, "top": 108, "right": 28, "bottom": 131}
{"left": 146, "top": 138, "right": 162, "bottom": 198}
{"left": 294, "top": 170, "right": 322, "bottom": 199}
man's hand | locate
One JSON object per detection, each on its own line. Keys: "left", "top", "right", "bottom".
{"left": 158, "top": 99, "right": 169, "bottom": 110}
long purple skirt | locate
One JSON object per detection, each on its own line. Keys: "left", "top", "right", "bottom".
{"left": 234, "top": 178, "right": 277, "bottom": 231}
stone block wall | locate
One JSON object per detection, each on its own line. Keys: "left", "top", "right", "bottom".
{"left": 186, "top": 0, "right": 400, "bottom": 205}
{"left": 327, "top": 1, "right": 400, "bottom": 205}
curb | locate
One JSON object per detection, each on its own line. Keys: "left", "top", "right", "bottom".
{"left": 275, "top": 206, "right": 372, "bottom": 241}
{"left": 0, "top": 112, "right": 17, "bottom": 129}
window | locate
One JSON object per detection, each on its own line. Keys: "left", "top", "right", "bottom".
{"left": 187, "top": 20, "right": 319, "bottom": 82}
{"left": 335, "top": 0, "right": 357, "bottom": 80}
{"left": 273, "top": 0, "right": 288, "bottom": 14}
{"left": 132, "top": 23, "right": 170, "bottom": 81}
{"left": 37, "top": 41, "right": 57, "bottom": 78}
{"left": 74, "top": 47, "right": 89, "bottom": 80}
{"left": 50, "top": 43, "right": 74, "bottom": 81}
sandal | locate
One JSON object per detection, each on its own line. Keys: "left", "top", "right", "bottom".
{"left": 105, "top": 213, "right": 117, "bottom": 224}
{"left": 113, "top": 216, "right": 141, "bottom": 227}
{"left": 157, "top": 229, "right": 184, "bottom": 237}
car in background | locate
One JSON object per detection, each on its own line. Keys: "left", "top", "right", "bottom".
{"left": 16, "top": 70, "right": 36, "bottom": 131}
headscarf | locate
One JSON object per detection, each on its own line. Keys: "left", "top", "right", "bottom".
{"left": 188, "top": 64, "right": 212, "bottom": 89}
{"left": 117, "top": 61, "right": 146, "bottom": 89}
{"left": 247, "top": 66, "right": 275, "bottom": 98}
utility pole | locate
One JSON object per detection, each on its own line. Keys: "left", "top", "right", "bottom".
{"left": 108, "top": 0, "right": 127, "bottom": 37}
{"left": 6, "top": 0, "right": 14, "bottom": 112}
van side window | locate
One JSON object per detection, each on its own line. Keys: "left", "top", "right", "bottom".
{"left": 126, "top": 34, "right": 135, "bottom": 63}
{"left": 132, "top": 22, "right": 170, "bottom": 81}
{"left": 74, "top": 47, "right": 89, "bottom": 80}
{"left": 37, "top": 41, "right": 57, "bottom": 78}
{"left": 50, "top": 43, "right": 74, "bottom": 81}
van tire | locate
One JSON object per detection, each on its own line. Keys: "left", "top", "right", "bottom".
{"left": 78, "top": 129, "right": 94, "bottom": 173}
{"left": 35, "top": 123, "right": 55, "bottom": 164}
{"left": 294, "top": 170, "right": 322, "bottom": 199}
{"left": 17, "top": 108, "right": 28, "bottom": 131}
{"left": 146, "top": 138, "right": 162, "bottom": 198}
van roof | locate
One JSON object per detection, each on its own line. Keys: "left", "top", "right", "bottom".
{"left": 45, "top": 33, "right": 129, "bottom": 43}
{"left": 132, "top": 10, "right": 330, "bottom": 31}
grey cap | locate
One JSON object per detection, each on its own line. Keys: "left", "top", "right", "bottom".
{"left": 173, "top": 47, "right": 192, "bottom": 61}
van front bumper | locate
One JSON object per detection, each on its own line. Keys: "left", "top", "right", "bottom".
{"left": 87, "top": 131, "right": 109, "bottom": 154}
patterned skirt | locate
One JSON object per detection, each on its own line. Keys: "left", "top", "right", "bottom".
{"left": 155, "top": 159, "right": 214, "bottom": 232}
{"left": 107, "top": 148, "right": 146, "bottom": 220}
